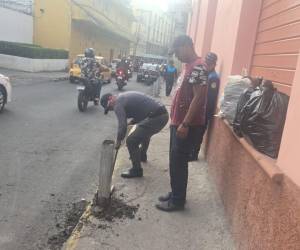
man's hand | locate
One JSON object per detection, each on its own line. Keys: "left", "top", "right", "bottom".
{"left": 176, "top": 124, "right": 189, "bottom": 139}
{"left": 128, "top": 119, "right": 136, "bottom": 126}
{"left": 115, "top": 140, "right": 121, "bottom": 150}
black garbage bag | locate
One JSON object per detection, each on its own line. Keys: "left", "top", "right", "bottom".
{"left": 239, "top": 82, "right": 289, "bottom": 158}
{"left": 233, "top": 87, "right": 257, "bottom": 136}
{"left": 233, "top": 77, "right": 263, "bottom": 137}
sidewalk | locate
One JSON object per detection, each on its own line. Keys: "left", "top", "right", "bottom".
{"left": 63, "top": 96, "right": 235, "bottom": 250}
{"left": 0, "top": 67, "right": 68, "bottom": 86}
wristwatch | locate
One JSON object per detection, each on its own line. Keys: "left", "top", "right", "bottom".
{"left": 182, "top": 122, "right": 189, "bottom": 128}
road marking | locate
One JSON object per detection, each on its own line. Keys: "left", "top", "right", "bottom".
{"left": 63, "top": 203, "right": 92, "bottom": 250}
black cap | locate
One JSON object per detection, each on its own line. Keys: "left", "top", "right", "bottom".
{"left": 100, "top": 93, "right": 113, "bottom": 114}
{"left": 168, "top": 35, "right": 194, "bottom": 55}
{"left": 205, "top": 52, "right": 218, "bottom": 64}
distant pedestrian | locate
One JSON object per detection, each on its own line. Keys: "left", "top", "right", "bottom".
{"left": 189, "top": 52, "right": 220, "bottom": 161}
{"left": 156, "top": 35, "right": 209, "bottom": 212}
{"left": 100, "top": 91, "right": 168, "bottom": 178}
{"left": 164, "top": 60, "right": 178, "bottom": 96}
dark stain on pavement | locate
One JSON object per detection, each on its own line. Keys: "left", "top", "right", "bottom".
{"left": 47, "top": 199, "right": 88, "bottom": 250}
{"left": 92, "top": 197, "right": 139, "bottom": 223}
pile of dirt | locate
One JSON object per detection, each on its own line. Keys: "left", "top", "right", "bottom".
{"left": 47, "top": 199, "right": 88, "bottom": 250}
{"left": 92, "top": 197, "right": 139, "bottom": 222}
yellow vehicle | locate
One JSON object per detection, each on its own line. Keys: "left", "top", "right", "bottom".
{"left": 69, "top": 55, "right": 112, "bottom": 83}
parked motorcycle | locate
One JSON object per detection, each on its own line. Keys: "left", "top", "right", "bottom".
{"left": 77, "top": 78, "right": 100, "bottom": 112}
{"left": 116, "top": 69, "right": 127, "bottom": 90}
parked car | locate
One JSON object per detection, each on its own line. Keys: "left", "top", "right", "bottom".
{"left": 0, "top": 74, "right": 12, "bottom": 112}
{"left": 136, "top": 63, "right": 160, "bottom": 85}
{"left": 69, "top": 55, "right": 112, "bottom": 84}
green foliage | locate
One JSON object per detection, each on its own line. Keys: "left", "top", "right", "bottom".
{"left": 0, "top": 41, "right": 68, "bottom": 59}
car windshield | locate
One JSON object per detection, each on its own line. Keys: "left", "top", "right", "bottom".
{"left": 149, "top": 65, "right": 158, "bottom": 71}
{"left": 142, "top": 64, "right": 157, "bottom": 71}
{"left": 141, "top": 64, "right": 151, "bottom": 70}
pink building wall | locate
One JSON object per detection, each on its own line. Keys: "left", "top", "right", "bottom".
{"left": 209, "top": 0, "right": 243, "bottom": 92}
{"left": 201, "top": 0, "right": 218, "bottom": 56}
{"left": 231, "top": 0, "right": 262, "bottom": 74}
{"left": 189, "top": 0, "right": 300, "bottom": 248}
{"left": 189, "top": 0, "right": 300, "bottom": 187}
{"left": 193, "top": 0, "right": 207, "bottom": 54}
{"left": 210, "top": 0, "right": 262, "bottom": 95}
{"left": 189, "top": 0, "right": 261, "bottom": 95}
{"left": 277, "top": 56, "right": 300, "bottom": 186}
{"left": 192, "top": 0, "right": 218, "bottom": 57}
{"left": 189, "top": 0, "right": 201, "bottom": 42}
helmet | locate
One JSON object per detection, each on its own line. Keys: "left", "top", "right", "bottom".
{"left": 84, "top": 48, "right": 95, "bottom": 58}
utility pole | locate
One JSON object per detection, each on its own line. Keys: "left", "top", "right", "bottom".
{"left": 133, "top": 18, "right": 141, "bottom": 59}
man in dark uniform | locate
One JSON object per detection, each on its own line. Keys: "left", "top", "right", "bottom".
{"left": 156, "top": 35, "right": 209, "bottom": 212}
{"left": 189, "top": 52, "right": 220, "bottom": 161}
{"left": 100, "top": 91, "right": 168, "bottom": 178}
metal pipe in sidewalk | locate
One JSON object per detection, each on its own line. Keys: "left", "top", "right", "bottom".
{"left": 97, "top": 139, "right": 115, "bottom": 207}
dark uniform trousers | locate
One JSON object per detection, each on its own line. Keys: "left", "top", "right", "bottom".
{"left": 165, "top": 79, "right": 174, "bottom": 96}
{"left": 126, "top": 111, "right": 169, "bottom": 169}
{"left": 95, "top": 79, "right": 103, "bottom": 98}
{"left": 169, "top": 125, "right": 205, "bottom": 205}
{"left": 189, "top": 124, "right": 207, "bottom": 159}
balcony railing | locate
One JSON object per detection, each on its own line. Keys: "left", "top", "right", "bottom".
{"left": 0, "top": 0, "right": 32, "bottom": 15}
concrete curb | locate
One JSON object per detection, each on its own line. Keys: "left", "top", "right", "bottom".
{"left": 62, "top": 203, "right": 92, "bottom": 250}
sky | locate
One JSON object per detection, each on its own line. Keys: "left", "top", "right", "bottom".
{"left": 131, "top": 0, "right": 169, "bottom": 11}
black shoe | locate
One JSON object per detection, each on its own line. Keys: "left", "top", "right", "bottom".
{"left": 155, "top": 200, "right": 184, "bottom": 212}
{"left": 121, "top": 168, "right": 143, "bottom": 178}
{"left": 158, "top": 192, "right": 172, "bottom": 202}
{"left": 141, "top": 153, "right": 147, "bottom": 163}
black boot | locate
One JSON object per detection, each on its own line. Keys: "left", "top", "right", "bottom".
{"left": 158, "top": 192, "right": 172, "bottom": 202}
{"left": 156, "top": 200, "right": 185, "bottom": 212}
{"left": 121, "top": 167, "right": 143, "bottom": 178}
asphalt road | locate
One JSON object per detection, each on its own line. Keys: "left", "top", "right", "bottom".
{"left": 0, "top": 75, "right": 153, "bottom": 250}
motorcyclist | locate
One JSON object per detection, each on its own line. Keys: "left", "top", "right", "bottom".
{"left": 80, "top": 48, "right": 102, "bottom": 104}
{"left": 116, "top": 57, "right": 130, "bottom": 81}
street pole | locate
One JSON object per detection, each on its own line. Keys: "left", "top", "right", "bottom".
{"left": 97, "top": 140, "right": 116, "bottom": 207}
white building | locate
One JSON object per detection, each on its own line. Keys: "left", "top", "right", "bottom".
{"left": 0, "top": 0, "right": 33, "bottom": 43}
{"left": 168, "top": 0, "right": 192, "bottom": 38}
{"left": 131, "top": 1, "right": 192, "bottom": 62}
{"left": 131, "top": 4, "right": 176, "bottom": 60}
{"left": 0, "top": 0, "right": 33, "bottom": 15}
